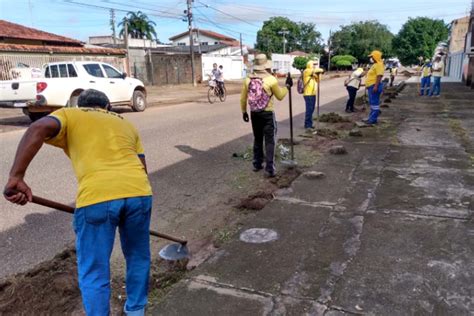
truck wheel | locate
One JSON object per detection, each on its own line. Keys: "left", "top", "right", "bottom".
{"left": 67, "top": 94, "right": 80, "bottom": 107}
{"left": 132, "top": 90, "right": 146, "bottom": 112}
{"left": 24, "top": 110, "right": 48, "bottom": 122}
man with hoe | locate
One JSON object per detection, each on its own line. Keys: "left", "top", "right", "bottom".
{"left": 3, "top": 89, "right": 153, "bottom": 315}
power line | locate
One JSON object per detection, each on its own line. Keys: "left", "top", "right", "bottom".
{"left": 62, "top": 0, "right": 183, "bottom": 20}
{"left": 193, "top": 6, "right": 256, "bottom": 38}
{"left": 196, "top": 0, "right": 260, "bottom": 27}
{"left": 97, "top": 0, "right": 182, "bottom": 17}
{"left": 216, "top": 1, "right": 469, "bottom": 15}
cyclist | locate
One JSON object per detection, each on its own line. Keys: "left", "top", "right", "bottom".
{"left": 210, "top": 63, "right": 224, "bottom": 96}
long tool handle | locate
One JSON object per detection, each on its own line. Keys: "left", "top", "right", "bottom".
{"left": 4, "top": 190, "right": 187, "bottom": 245}
{"left": 287, "top": 72, "right": 294, "bottom": 161}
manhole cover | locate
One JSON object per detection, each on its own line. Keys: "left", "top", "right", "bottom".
{"left": 239, "top": 228, "right": 279, "bottom": 244}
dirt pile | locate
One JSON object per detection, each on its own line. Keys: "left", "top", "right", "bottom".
{"left": 0, "top": 248, "right": 81, "bottom": 314}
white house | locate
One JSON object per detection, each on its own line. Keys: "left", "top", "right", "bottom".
{"left": 88, "top": 35, "right": 172, "bottom": 49}
{"left": 169, "top": 29, "right": 247, "bottom": 80}
{"left": 169, "top": 29, "right": 240, "bottom": 47}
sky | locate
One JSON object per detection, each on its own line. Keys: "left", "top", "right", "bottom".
{"left": 0, "top": 0, "right": 472, "bottom": 47}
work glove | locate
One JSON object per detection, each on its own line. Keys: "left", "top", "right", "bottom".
{"left": 285, "top": 73, "right": 293, "bottom": 88}
{"left": 242, "top": 112, "right": 249, "bottom": 122}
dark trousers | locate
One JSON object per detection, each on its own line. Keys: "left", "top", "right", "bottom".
{"left": 303, "top": 95, "right": 316, "bottom": 128}
{"left": 390, "top": 75, "right": 395, "bottom": 87}
{"left": 251, "top": 111, "right": 277, "bottom": 173}
{"left": 345, "top": 86, "right": 358, "bottom": 112}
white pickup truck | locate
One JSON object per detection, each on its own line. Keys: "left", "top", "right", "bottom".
{"left": 0, "top": 61, "right": 147, "bottom": 121}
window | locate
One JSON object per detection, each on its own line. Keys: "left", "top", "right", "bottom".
{"left": 45, "top": 66, "right": 50, "bottom": 78}
{"left": 59, "top": 64, "right": 68, "bottom": 78}
{"left": 102, "top": 64, "right": 122, "bottom": 78}
{"left": 201, "top": 42, "right": 208, "bottom": 46}
{"left": 83, "top": 64, "right": 104, "bottom": 77}
{"left": 214, "top": 42, "right": 219, "bottom": 45}
{"left": 50, "top": 65, "right": 59, "bottom": 78}
{"left": 67, "top": 64, "right": 78, "bottom": 77}
{"left": 177, "top": 42, "right": 186, "bottom": 46}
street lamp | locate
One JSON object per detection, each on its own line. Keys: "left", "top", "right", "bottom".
{"left": 278, "top": 28, "right": 289, "bottom": 54}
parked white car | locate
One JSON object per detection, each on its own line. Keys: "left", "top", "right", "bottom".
{"left": 0, "top": 61, "right": 147, "bottom": 121}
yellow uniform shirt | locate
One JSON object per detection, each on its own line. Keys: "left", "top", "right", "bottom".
{"left": 366, "top": 62, "right": 385, "bottom": 87}
{"left": 421, "top": 65, "right": 432, "bottom": 78}
{"left": 303, "top": 68, "right": 321, "bottom": 96}
{"left": 240, "top": 74, "right": 288, "bottom": 113}
{"left": 46, "top": 108, "right": 152, "bottom": 208}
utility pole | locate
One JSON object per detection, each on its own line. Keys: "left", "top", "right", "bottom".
{"left": 186, "top": 0, "right": 196, "bottom": 86}
{"left": 240, "top": 33, "right": 243, "bottom": 56}
{"left": 278, "top": 27, "right": 289, "bottom": 54}
{"left": 124, "top": 18, "right": 130, "bottom": 75}
{"left": 110, "top": 9, "right": 116, "bottom": 45}
{"left": 327, "top": 30, "right": 332, "bottom": 72}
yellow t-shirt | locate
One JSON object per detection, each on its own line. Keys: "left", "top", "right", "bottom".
{"left": 366, "top": 62, "right": 385, "bottom": 87}
{"left": 303, "top": 68, "right": 322, "bottom": 96}
{"left": 46, "top": 108, "right": 152, "bottom": 208}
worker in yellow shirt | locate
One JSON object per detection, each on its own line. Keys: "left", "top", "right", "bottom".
{"left": 302, "top": 61, "right": 324, "bottom": 130}
{"left": 420, "top": 59, "right": 432, "bottom": 96}
{"left": 4, "top": 89, "right": 152, "bottom": 315}
{"left": 240, "top": 54, "right": 290, "bottom": 177}
{"left": 364, "top": 50, "right": 385, "bottom": 125}
{"left": 389, "top": 65, "right": 398, "bottom": 87}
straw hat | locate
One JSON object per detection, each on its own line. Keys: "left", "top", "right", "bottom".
{"left": 253, "top": 54, "right": 272, "bottom": 71}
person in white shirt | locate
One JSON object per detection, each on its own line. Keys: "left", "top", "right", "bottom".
{"left": 430, "top": 55, "right": 444, "bottom": 97}
{"left": 344, "top": 68, "right": 365, "bottom": 112}
{"left": 210, "top": 63, "right": 224, "bottom": 95}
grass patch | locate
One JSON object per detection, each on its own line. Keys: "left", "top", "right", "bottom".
{"left": 212, "top": 226, "right": 241, "bottom": 247}
{"left": 316, "top": 112, "right": 351, "bottom": 123}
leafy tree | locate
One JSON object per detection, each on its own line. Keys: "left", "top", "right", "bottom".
{"left": 292, "top": 56, "right": 311, "bottom": 71}
{"left": 393, "top": 17, "right": 449, "bottom": 65}
{"left": 299, "top": 22, "right": 324, "bottom": 53}
{"left": 256, "top": 17, "right": 323, "bottom": 54}
{"left": 330, "top": 21, "right": 394, "bottom": 63}
{"left": 331, "top": 55, "right": 357, "bottom": 69}
{"left": 118, "top": 11, "right": 157, "bottom": 40}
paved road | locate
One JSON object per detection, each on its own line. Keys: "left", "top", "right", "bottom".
{"left": 0, "top": 77, "right": 348, "bottom": 279}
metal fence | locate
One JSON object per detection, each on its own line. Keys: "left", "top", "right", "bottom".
{"left": 0, "top": 53, "right": 126, "bottom": 80}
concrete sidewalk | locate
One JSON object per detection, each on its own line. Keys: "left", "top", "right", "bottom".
{"left": 153, "top": 82, "right": 473, "bottom": 315}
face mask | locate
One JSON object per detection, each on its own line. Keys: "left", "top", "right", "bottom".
{"left": 369, "top": 57, "right": 374, "bottom": 64}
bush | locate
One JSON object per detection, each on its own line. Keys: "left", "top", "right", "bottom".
{"left": 292, "top": 56, "right": 310, "bottom": 71}
{"left": 330, "top": 55, "right": 357, "bottom": 70}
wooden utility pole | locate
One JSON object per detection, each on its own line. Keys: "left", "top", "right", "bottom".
{"left": 240, "top": 33, "right": 243, "bottom": 56}
{"left": 110, "top": 9, "right": 116, "bottom": 45}
{"left": 124, "top": 18, "right": 130, "bottom": 75}
{"left": 186, "top": 0, "right": 196, "bottom": 86}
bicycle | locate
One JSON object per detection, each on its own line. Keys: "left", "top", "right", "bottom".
{"left": 207, "top": 79, "right": 226, "bottom": 104}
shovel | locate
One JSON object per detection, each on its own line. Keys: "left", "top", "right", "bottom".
{"left": 281, "top": 72, "right": 297, "bottom": 169}
{"left": 4, "top": 190, "right": 190, "bottom": 261}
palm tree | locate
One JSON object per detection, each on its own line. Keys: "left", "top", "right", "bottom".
{"left": 118, "top": 11, "right": 157, "bottom": 40}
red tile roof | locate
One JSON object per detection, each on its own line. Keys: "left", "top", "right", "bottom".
{"left": 288, "top": 51, "right": 308, "bottom": 56}
{"left": 0, "top": 43, "right": 126, "bottom": 55}
{"left": 219, "top": 39, "right": 242, "bottom": 47}
{"left": 0, "top": 19, "right": 82, "bottom": 45}
{"left": 169, "top": 29, "right": 236, "bottom": 42}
